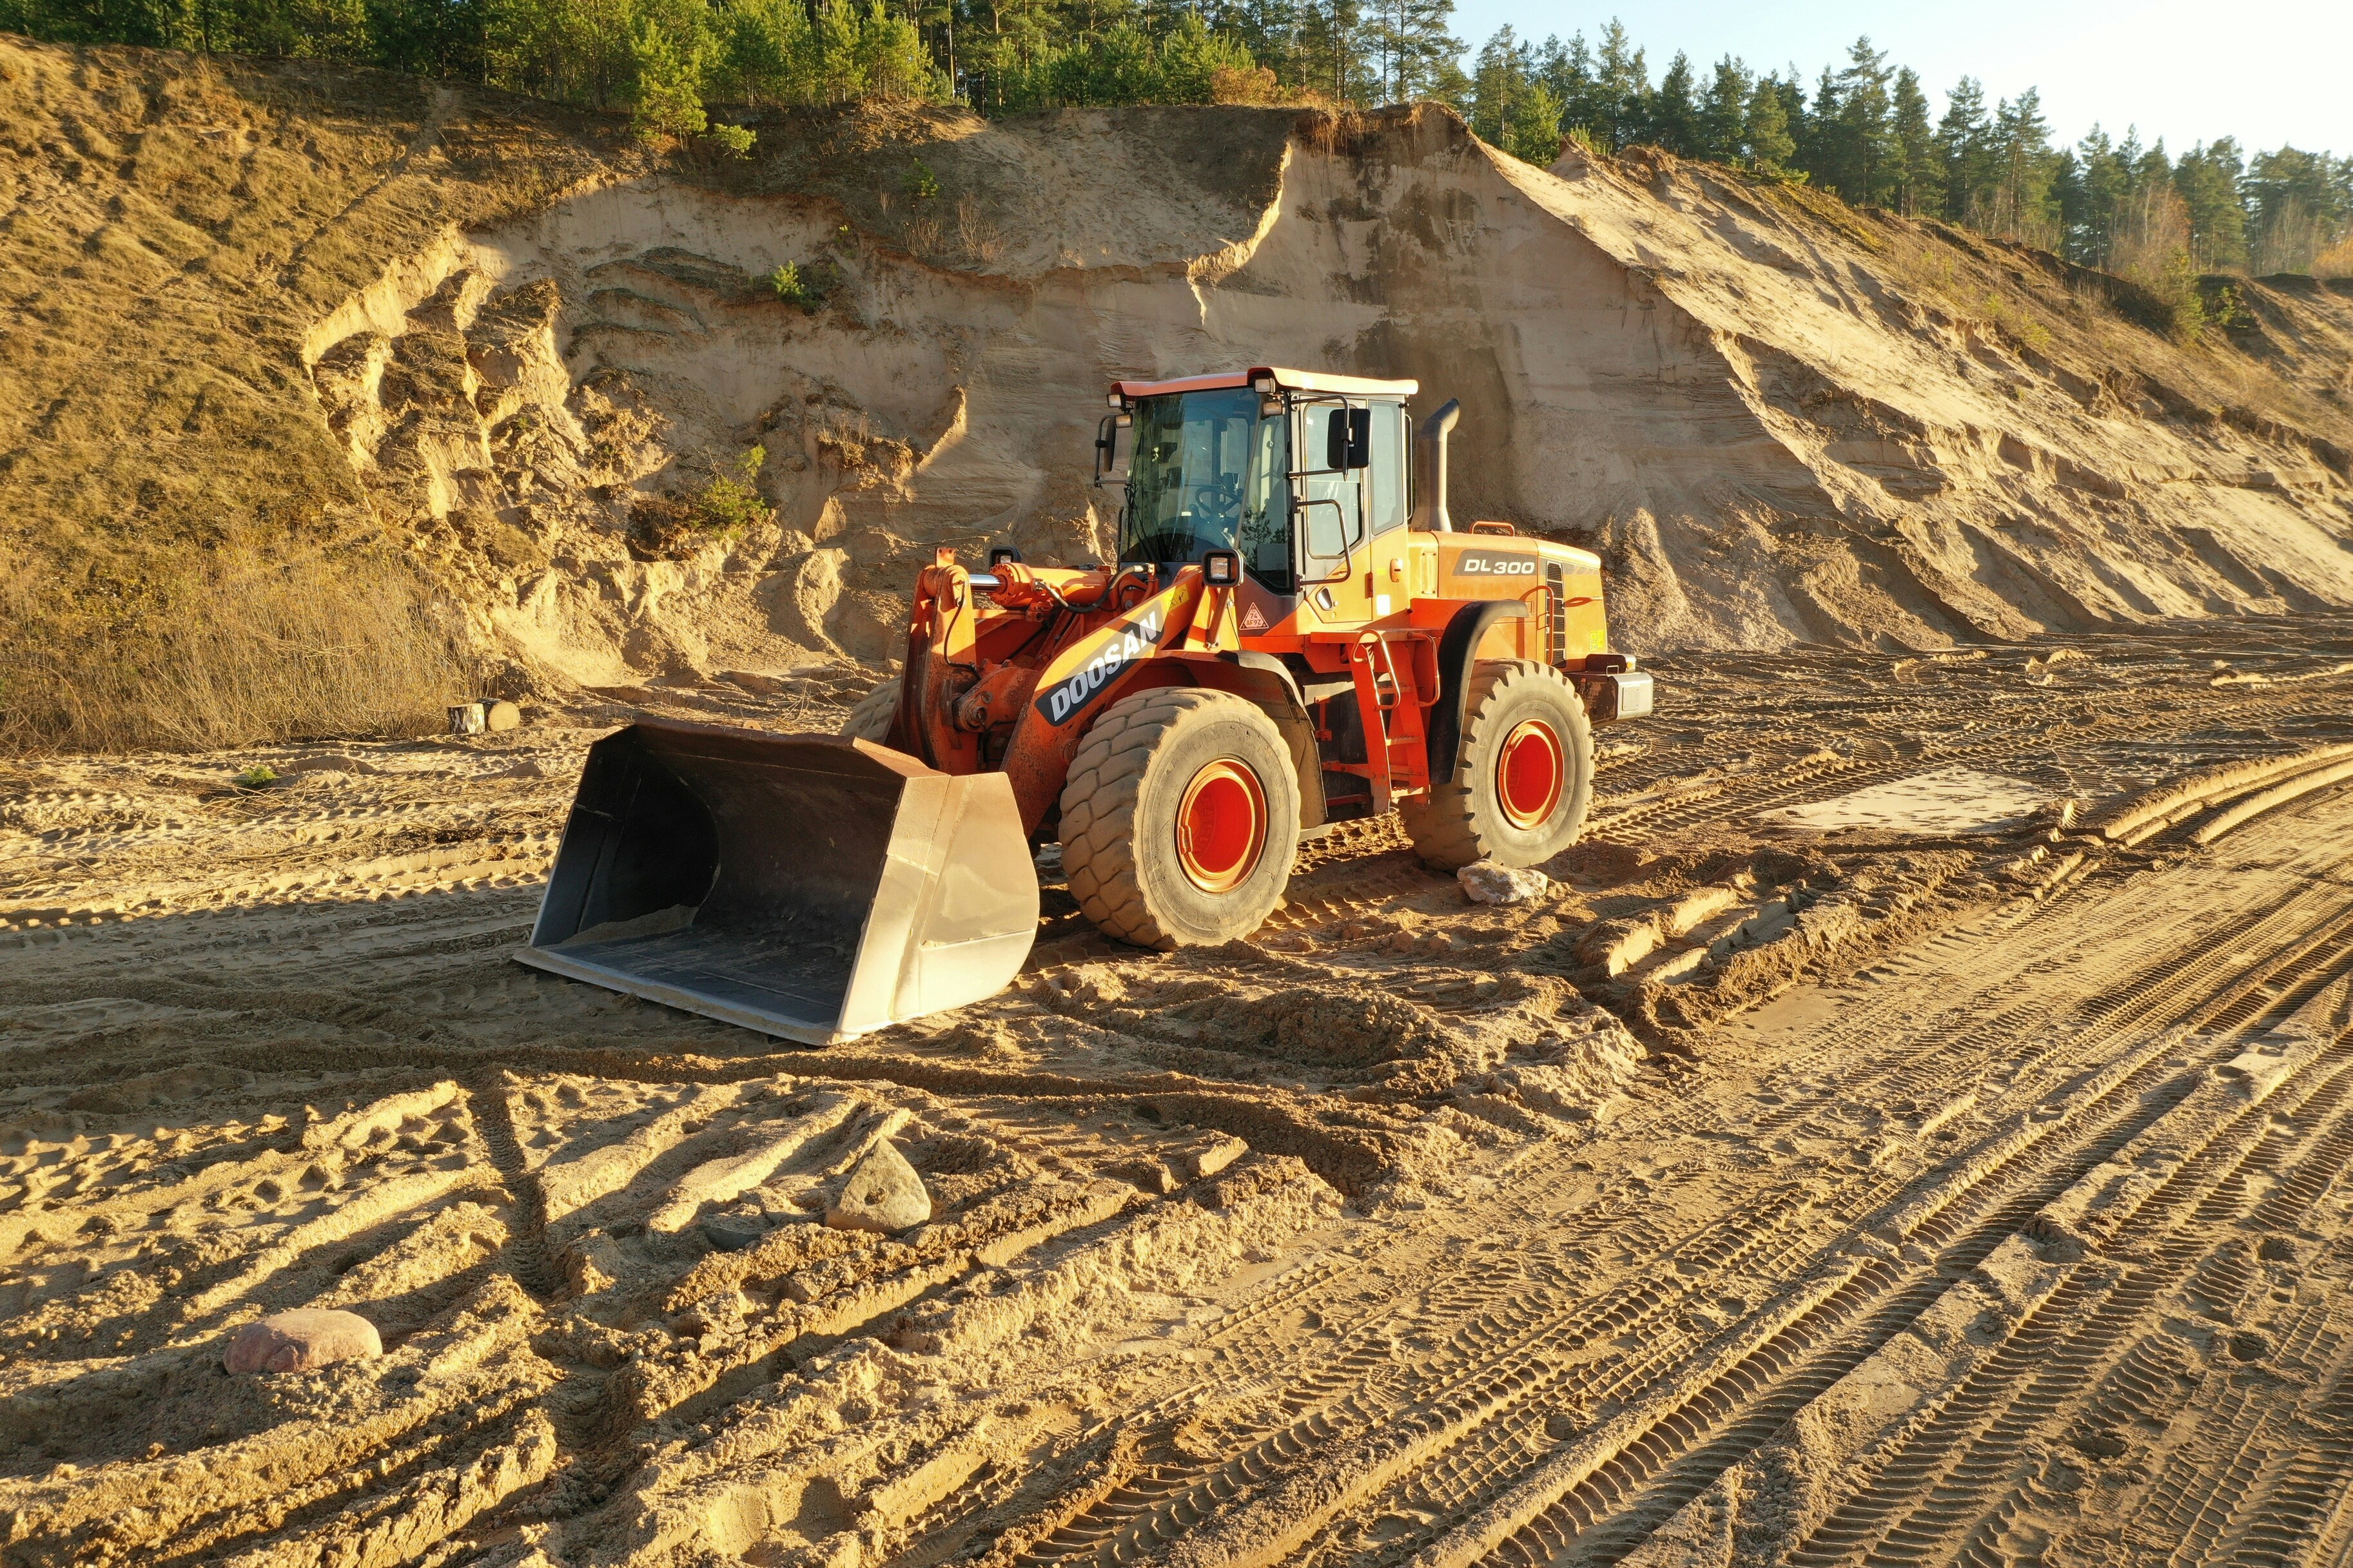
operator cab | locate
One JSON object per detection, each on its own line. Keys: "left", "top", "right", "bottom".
{"left": 1099, "top": 368, "right": 1418, "bottom": 596}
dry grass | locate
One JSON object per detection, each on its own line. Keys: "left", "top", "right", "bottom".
{"left": 0, "top": 37, "right": 627, "bottom": 758}
{"left": 0, "top": 547, "right": 469, "bottom": 754}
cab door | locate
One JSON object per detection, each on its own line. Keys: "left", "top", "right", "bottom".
{"left": 1296, "top": 399, "right": 1411, "bottom": 626}
{"left": 1363, "top": 400, "right": 1409, "bottom": 622}
{"left": 1296, "top": 400, "right": 1367, "bottom": 625}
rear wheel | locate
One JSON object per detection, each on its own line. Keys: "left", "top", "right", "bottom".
{"left": 1401, "top": 659, "right": 1592, "bottom": 871}
{"left": 1061, "top": 688, "right": 1300, "bottom": 949}
{"left": 838, "top": 679, "right": 899, "bottom": 742}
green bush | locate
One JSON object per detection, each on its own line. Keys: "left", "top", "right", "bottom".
{"left": 696, "top": 446, "right": 775, "bottom": 536}
{"left": 628, "top": 448, "right": 776, "bottom": 557}
{"left": 768, "top": 259, "right": 839, "bottom": 312}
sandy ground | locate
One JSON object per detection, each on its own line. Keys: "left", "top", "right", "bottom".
{"left": 6, "top": 618, "right": 2353, "bottom": 1566}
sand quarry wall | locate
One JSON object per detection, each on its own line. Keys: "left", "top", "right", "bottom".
{"left": 6, "top": 38, "right": 2353, "bottom": 727}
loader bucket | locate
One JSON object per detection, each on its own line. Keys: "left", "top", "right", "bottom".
{"left": 517, "top": 719, "right": 1038, "bottom": 1043}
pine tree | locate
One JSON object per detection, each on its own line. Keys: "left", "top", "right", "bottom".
{"left": 1364, "top": 0, "right": 1458, "bottom": 102}
{"left": 1469, "top": 24, "right": 1528, "bottom": 144}
{"left": 1831, "top": 35, "right": 1893, "bottom": 203}
{"left": 1798, "top": 66, "right": 1839, "bottom": 186}
{"left": 1588, "top": 18, "right": 1646, "bottom": 151}
{"left": 1697, "top": 55, "right": 1750, "bottom": 164}
{"left": 1507, "top": 79, "right": 1564, "bottom": 164}
{"left": 629, "top": 6, "right": 708, "bottom": 139}
{"left": 1536, "top": 30, "right": 1588, "bottom": 123}
{"left": 1935, "top": 76, "right": 1991, "bottom": 222}
{"left": 2173, "top": 139, "right": 2249, "bottom": 271}
{"left": 1984, "top": 88, "right": 2060, "bottom": 246}
{"left": 2069, "top": 124, "right": 2123, "bottom": 263}
{"left": 710, "top": 0, "right": 810, "bottom": 105}
{"left": 1645, "top": 50, "right": 1699, "bottom": 155}
{"left": 1743, "top": 72, "right": 1793, "bottom": 173}
{"left": 1889, "top": 66, "right": 1933, "bottom": 214}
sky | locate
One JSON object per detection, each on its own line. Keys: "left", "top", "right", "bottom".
{"left": 1442, "top": 0, "right": 2353, "bottom": 157}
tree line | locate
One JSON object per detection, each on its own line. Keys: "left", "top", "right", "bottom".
{"left": 1465, "top": 26, "right": 2350, "bottom": 281}
{"left": 6, "top": 0, "right": 2347, "bottom": 278}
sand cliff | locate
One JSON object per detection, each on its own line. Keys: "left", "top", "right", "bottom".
{"left": 4, "top": 37, "right": 2352, "bottom": 734}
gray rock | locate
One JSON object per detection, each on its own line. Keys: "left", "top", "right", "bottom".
{"left": 224, "top": 1308, "right": 382, "bottom": 1374}
{"left": 1459, "top": 861, "right": 1550, "bottom": 905}
{"left": 825, "top": 1140, "right": 932, "bottom": 1234}
{"left": 699, "top": 1213, "right": 771, "bottom": 1252}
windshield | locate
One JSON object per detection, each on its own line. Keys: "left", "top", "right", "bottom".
{"left": 1120, "top": 389, "right": 1291, "bottom": 591}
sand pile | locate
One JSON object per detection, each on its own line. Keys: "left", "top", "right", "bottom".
{"left": 6, "top": 37, "right": 2353, "bottom": 746}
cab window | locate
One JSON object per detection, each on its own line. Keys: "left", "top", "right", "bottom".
{"left": 1368, "top": 401, "right": 1407, "bottom": 535}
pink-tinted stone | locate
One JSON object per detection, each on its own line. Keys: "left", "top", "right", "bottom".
{"left": 223, "top": 1308, "right": 383, "bottom": 1374}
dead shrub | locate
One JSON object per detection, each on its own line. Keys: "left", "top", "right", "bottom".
{"left": 0, "top": 547, "right": 469, "bottom": 754}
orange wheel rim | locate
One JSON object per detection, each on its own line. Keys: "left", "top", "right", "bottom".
{"left": 1498, "top": 719, "right": 1565, "bottom": 829}
{"left": 1176, "top": 759, "right": 1269, "bottom": 893}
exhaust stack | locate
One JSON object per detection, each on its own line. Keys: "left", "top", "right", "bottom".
{"left": 1409, "top": 398, "right": 1461, "bottom": 532}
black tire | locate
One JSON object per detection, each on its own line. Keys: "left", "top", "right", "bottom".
{"left": 838, "top": 678, "right": 898, "bottom": 742}
{"left": 1060, "top": 688, "right": 1300, "bottom": 950}
{"left": 1401, "top": 659, "right": 1592, "bottom": 871}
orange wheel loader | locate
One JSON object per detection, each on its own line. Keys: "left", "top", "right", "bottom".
{"left": 519, "top": 369, "right": 1653, "bottom": 1042}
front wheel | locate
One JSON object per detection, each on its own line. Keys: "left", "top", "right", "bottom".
{"left": 1401, "top": 659, "right": 1592, "bottom": 871}
{"left": 1060, "top": 688, "right": 1300, "bottom": 949}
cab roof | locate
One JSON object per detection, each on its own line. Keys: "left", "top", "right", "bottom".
{"left": 1110, "top": 367, "right": 1419, "bottom": 402}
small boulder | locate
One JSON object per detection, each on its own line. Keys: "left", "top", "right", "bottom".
{"left": 224, "top": 1308, "right": 382, "bottom": 1374}
{"left": 1459, "top": 861, "right": 1550, "bottom": 905}
{"left": 825, "top": 1140, "right": 932, "bottom": 1234}
{"left": 699, "top": 1213, "right": 772, "bottom": 1252}
{"left": 484, "top": 700, "right": 523, "bottom": 732}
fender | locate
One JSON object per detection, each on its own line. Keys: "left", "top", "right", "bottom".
{"left": 1207, "top": 652, "right": 1327, "bottom": 831}
{"left": 1028, "top": 576, "right": 1198, "bottom": 728}
{"left": 1426, "top": 600, "right": 1532, "bottom": 788}
{"left": 999, "top": 576, "right": 1200, "bottom": 835}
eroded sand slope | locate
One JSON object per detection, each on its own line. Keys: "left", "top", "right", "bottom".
{"left": 6, "top": 37, "right": 2353, "bottom": 704}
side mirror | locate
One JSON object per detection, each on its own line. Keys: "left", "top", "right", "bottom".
{"left": 1323, "top": 407, "right": 1372, "bottom": 470}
